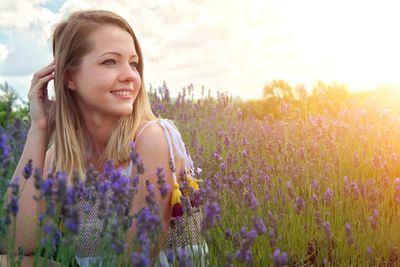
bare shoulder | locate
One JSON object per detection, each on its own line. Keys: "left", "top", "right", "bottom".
{"left": 135, "top": 121, "right": 169, "bottom": 157}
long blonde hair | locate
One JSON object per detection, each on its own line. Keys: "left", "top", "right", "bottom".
{"left": 49, "top": 10, "right": 156, "bottom": 181}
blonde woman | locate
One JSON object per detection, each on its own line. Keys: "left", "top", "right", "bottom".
{"left": 1, "top": 10, "right": 204, "bottom": 266}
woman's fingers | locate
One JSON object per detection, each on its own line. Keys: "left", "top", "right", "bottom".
{"left": 30, "top": 63, "right": 55, "bottom": 90}
{"left": 28, "top": 72, "right": 55, "bottom": 102}
{"left": 31, "top": 62, "right": 55, "bottom": 82}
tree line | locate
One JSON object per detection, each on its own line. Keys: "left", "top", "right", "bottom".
{"left": 239, "top": 79, "right": 379, "bottom": 120}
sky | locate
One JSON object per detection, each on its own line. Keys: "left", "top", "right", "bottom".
{"left": 0, "top": 0, "right": 399, "bottom": 101}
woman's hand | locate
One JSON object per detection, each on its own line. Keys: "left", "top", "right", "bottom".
{"left": 28, "top": 61, "right": 56, "bottom": 131}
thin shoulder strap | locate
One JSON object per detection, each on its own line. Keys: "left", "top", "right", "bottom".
{"left": 160, "top": 121, "right": 178, "bottom": 183}
{"left": 157, "top": 118, "right": 194, "bottom": 184}
{"left": 135, "top": 120, "right": 157, "bottom": 142}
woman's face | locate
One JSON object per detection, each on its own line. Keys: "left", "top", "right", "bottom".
{"left": 69, "top": 24, "right": 141, "bottom": 118}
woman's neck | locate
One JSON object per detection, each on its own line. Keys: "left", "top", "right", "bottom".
{"left": 79, "top": 113, "right": 120, "bottom": 165}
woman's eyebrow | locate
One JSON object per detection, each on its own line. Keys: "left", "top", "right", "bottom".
{"left": 100, "top": 52, "right": 139, "bottom": 59}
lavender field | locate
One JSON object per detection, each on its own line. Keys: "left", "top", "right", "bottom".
{"left": 1, "top": 85, "right": 400, "bottom": 266}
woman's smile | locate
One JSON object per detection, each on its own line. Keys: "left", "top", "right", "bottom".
{"left": 111, "top": 89, "right": 133, "bottom": 100}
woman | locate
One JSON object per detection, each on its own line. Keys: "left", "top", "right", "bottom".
{"left": 1, "top": 10, "right": 203, "bottom": 266}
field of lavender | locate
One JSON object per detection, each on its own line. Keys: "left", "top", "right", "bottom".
{"left": 1, "top": 86, "right": 400, "bottom": 266}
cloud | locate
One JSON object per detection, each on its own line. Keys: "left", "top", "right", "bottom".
{"left": 0, "top": 0, "right": 266, "bottom": 99}
{"left": 0, "top": 0, "right": 57, "bottom": 41}
{"left": 0, "top": 44, "right": 8, "bottom": 63}
{"left": 2, "top": 0, "right": 398, "bottom": 101}
{"left": 0, "top": 31, "right": 52, "bottom": 76}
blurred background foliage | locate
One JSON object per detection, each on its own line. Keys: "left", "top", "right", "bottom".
{"left": 239, "top": 79, "right": 400, "bottom": 120}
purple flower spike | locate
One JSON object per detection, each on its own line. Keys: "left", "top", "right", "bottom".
{"left": 244, "top": 191, "right": 259, "bottom": 210}
{"left": 272, "top": 249, "right": 288, "bottom": 267}
{"left": 324, "top": 221, "right": 333, "bottom": 242}
{"left": 324, "top": 187, "right": 333, "bottom": 205}
{"left": 235, "top": 230, "right": 257, "bottom": 265}
{"left": 9, "top": 176, "right": 19, "bottom": 196}
{"left": 156, "top": 167, "right": 170, "bottom": 199}
{"left": 294, "top": 197, "right": 305, "bottom": 214}
{"left": 165, "top": 249, "right": 175, "bottom": 263}
{"left": 225, "top": 228, "right": 232, "bottom": 238}
{"left": 7, "top": 196, "right": 19, "bottom": 216}
{"left": 22, "top": 159, "right": 33, "bottom": 179}
{"left": 131, "top": 251, "right": 151, "bottom": 267}
{"left": 176, "top": 247, "right": 193, "bottom": 267}
{"left": 345, "top": 223, "right": 354, "bottom": 246}
{"left": 201, "top": 201, "right": 220, "bottom": 232}
{"left": 253, "top": 217, "right": 267, "bottom": 235}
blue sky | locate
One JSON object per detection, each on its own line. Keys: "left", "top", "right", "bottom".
{"left": 0, "top": 0, "right": 399, "bottom": 102}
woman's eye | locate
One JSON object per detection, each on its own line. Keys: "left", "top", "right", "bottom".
{"left": 103, "top": 59, "right": 116, "bottom": 65}
{"left": 130, "top": 62, "right": 139, "bottom": 69}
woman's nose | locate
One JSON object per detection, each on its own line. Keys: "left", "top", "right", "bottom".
{"left": 119, "top": 63, "right": 138, "bottom": 82}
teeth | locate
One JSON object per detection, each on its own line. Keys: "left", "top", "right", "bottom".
{"left": 111, "top": 91, "right": 131, "bottom": 96}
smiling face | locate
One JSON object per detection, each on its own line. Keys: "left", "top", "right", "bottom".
{"left": 68, "top": 24, "right": 141, "bottom": 118}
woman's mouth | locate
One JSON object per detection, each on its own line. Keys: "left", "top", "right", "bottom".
{"left": 110, "top": 89, "right": 133, "bottom": 99}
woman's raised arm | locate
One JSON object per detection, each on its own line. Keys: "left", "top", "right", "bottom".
{"left": 1, "top": 62, "right": 55, "bottom": 255}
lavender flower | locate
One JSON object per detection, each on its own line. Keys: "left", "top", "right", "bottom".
{"left": 7, "top": 196, "right": 18, "bottom": 216}
{"left": 272, "top": 249, "right": 288, "bottom": 267}
{"left": 368, "top": 208, "right": 379, "bottom": 229}
{"left": 33, "top": 168, "right": 43, "bottom": 191}
{"left": 253, "top": 217, "right": 267, "bottom": 235}
{"left": 22, "top": 159, "right": 33, "bottom": 179}
{"left": 109, "top": 223, "right": 126, "bottom": 255}
{"left": 267, "top": 227, "right": 277, "bottom": 249}
{"left": 350, "top": 182, "right": 360, "bottom": 198}
{"left": 235, "top": 230, "right": 256, "bottom": 265}
{"left": 165, "top": 249, "right": 175, "bottom": 263}
{"left": 240, "top": 226, "right": 247, "bottom": 237}
{"left": 156, "top": 166, "right": 170, "bottom": 199}
{"left": 176, "top": 247, "right": 194, "bottom": 267}
{"left": 324, "top": 187, "right": 333, "bottom": 205}
{"left": 130, "top": 142, "right": 145, "bottom": 175}
{"left": 8, "top": 176, "right": 18, "bottom": 198}
{"left": 314, "top": 210, "right": 323, "bottom": 229}
{"left": 244, "top": 191, "right": 259, "bottom": 210}
{"left": 62, "top": 185, "right": 80, "bottom": 235}
{"left": 131, "top": 251, "right": 151, "bottom": 267}
{"left": 345, "top": 223, "right": 354, "bottom": 246}
{"left": 225, "top": 228, "right": 232, "bottom": 238}
{"left": 64, "top": 207, "right": 79, "bottom": 235}
{"left": 267, "top": 211, "right": 277, "bottom": 228}
{"left": 135, "top": 206, "right": 161, "bottom": 235}
{"left": 53, "top": 171, "right": 67, "bottom": 204}
{"left": 294, "top": 197, "right": 305, "bottom": 214}
{"left": 201, "top": 200, "right": 220, "bottom": 232}
{"left": 324, "top": 221, "right": 333, "bottom": 242}
{"left": 41, "top": 178, "right": 53, "bottom": 199}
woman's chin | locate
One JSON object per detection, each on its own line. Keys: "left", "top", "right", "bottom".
{"left": 117, "top": 108, "right": 134, "bottom": 116}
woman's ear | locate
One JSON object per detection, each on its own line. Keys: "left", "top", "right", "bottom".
{"left": 64, "top": 71, "right": 76, "bottom": 91}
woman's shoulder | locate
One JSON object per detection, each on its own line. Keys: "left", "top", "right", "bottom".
{"left": 135, "top": 119, "right": 167, "bottom": 147}
{"left": 135, "top": 117, "right": 179, "bottom": 142}
{"left": 133, "top": 120, "right": 171, "bottom": 165}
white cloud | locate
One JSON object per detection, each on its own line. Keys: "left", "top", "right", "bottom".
{"left": 0, "top": 44, "right": 8, "bottom": 63}
{"left": 0, "top": 0, "right": 57, "bottom": 42}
